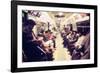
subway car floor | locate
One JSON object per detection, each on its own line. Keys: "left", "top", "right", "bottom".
{"left": 53, "top": 33, "right": 71, "bottom": 61}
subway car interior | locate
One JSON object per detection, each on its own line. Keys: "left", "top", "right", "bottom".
{"left": 22, "top": 10, "right": 90, "bottom": 62}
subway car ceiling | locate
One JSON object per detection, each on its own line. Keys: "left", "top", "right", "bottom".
{"left": 22, "top": 10, "right": 90, "bottom": 30}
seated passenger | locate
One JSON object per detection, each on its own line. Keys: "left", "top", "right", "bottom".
{"left": 72, "top": 33, "right": 89, "bottom": 60}
{"left": 81, "top": 33, "right": 90, "bottom": 59}
{"left": 66, "top": 31, "right": 78, "bottom": 55}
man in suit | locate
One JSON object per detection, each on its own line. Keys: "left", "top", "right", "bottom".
{"left": 22, "top": 19, "right": 47, "bottom": 62}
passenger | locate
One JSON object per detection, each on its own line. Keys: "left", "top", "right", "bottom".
{"left": 81, "top": 33, "right": 90, "bottom": 59}
{"left": 23, "top": 19, "right": 48, "bottom": 62}
{"left": 66, "top": 31, "right": 78, "bottom": 55}
{"left": 72, "top": 33, "right": 87, "bottom": 60}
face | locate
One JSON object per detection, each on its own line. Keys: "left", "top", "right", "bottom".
{"left": 38, "top": 36, "right": 43, "bottom": 41}
{"left": 44, "top": 32, "right": 49, "bottom": 37}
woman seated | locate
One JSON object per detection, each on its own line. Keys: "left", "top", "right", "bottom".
{"left": 66, "top": 31, "right": 78, "bottom": 55}
{"left": 72, "top": 33, "right": 86, "bottom": 60}
{"left": 36, "top": 33, "right": 55, "bottom": 61}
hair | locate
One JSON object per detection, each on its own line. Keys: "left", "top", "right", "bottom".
{"left": 45, "top": 30, "right": 51, "bottom": 33}
{"left": 37, "top": 34, "right": 44, "bottom": 37}
{"left": 27, "top": 19, "right": 36, "bottom": 27}
{"left": 23, "top": 19, "right": 36, "bottom": 33}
